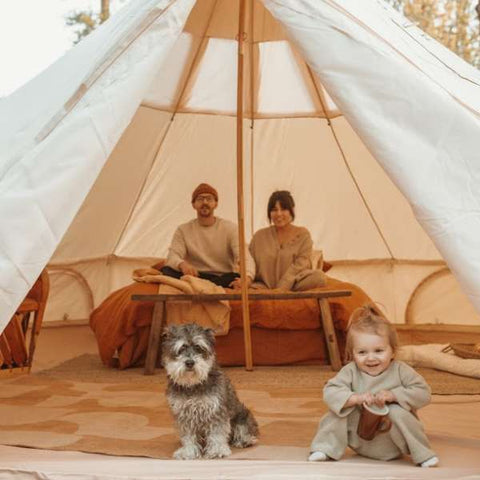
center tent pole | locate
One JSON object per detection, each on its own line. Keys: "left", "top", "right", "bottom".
{"left": 236, "top": 0, "right": 253, "bottom": 371}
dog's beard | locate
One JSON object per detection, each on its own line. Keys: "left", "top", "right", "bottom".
{"left": 166, "top": 355, "right": 214, "bottom": 387}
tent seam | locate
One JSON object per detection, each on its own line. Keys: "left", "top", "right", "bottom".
{"left": 170, "top": 0, "right": 220, "bottom": 120}
{"left": 304, "top": 64, "right": 395, "bottom": 260}
{"left": 36, "top": 0, "right": 180, "bottom": 145}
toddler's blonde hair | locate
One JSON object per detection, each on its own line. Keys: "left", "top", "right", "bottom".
{"left": 345, "top": 304, "right": 398, "bottom": 362}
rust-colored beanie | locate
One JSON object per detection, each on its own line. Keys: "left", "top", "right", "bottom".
{"left": 191, "top": 183, "right": 218, "bottom": 203}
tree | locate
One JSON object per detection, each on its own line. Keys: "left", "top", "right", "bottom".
{"left": 66, "top": 0, "right": 111, "bottom": 44}
{"left": 386, "top": 0, "right": 480, "bottom": 69}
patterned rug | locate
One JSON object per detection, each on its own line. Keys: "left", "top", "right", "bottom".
{"left": 0, "top": 372, "right": 325, "bottom": 459}
{"left": 35, "top": 353, "right": 480, "bottom": 394}
{"left": 0, "top": 355, "right": 478, "bottom": 459}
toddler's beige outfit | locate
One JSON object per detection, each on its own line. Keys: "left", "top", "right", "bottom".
{"left": 310, "top": 360, "right": 436, "bottom": 464}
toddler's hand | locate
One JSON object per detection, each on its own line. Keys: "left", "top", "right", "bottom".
{"left": 354, "top": 392, "right": 375, "bottom": 406}
{"left": 344, "top": 391, "right": 375, "bottom": 409}
{"left": 374, "top": 390, "right": 396, "bottom": 407}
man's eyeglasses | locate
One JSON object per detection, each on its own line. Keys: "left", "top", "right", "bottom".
{"left": 195, "top": 195, "right": 216, "bottom": 203}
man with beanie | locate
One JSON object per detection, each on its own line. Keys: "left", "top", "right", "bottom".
{"left": 161, "top": 183, "right": 254, "bottom": 289}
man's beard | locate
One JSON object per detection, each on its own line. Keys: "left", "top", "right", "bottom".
{"left": 199, "top": 206, "right": 212, "bottom": 216}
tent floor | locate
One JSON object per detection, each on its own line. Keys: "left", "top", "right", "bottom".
{"left": 0, "top": 437, "right": 479, "bottom": 480}
{"left": 0, "top": 325, "right": 478, "bottom": 480}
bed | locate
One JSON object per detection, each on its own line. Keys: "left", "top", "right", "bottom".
{"left": 90, "top": 271, "right": 372, "bottom": 369}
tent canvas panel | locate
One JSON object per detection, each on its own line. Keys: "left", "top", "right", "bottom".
{"left": 0, "top": 0, "right": 197, "bottom": 328}
{"left": 265, "top": 0, "right": 480, "bottom": 309}
{"left": 54, "top": 109, "right": 173, "bottom": 261}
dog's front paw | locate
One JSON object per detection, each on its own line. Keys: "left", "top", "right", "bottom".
{"left": 204, "top": 444, "right": 232, "bottom": 459}
{"left": 231, "top": 435, "right": 257, "bottom": 448}
{"left": 173, "top": 445, "right": 202, "bottom": 460}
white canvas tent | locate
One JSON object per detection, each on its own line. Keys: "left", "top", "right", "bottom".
{"left": 1, "top": 0, "right": 480, "bottom": 334}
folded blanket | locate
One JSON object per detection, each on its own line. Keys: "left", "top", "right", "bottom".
{"left": 397, "top": 343, "right": 480, "bottom": 379}
{"left": 132, "top": 272, "right": 230, "bottom": 336}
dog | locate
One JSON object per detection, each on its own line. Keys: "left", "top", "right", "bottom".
{"left": 162, "top": 323, "right": 259, "bottom": 459}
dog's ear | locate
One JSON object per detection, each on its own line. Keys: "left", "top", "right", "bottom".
{"left": 162, "top": 325, "right": 177, "bottom": 340}
{"left": 204, "top": 328, "right": 216, "bottom": 346}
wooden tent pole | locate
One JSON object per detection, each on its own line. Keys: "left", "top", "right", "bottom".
{"left": 236, "top": 0, "right": 253, "bottom": 371}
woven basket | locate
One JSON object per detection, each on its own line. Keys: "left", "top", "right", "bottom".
{"left": 442, "top": 343, "right": 480, "bottom": 360}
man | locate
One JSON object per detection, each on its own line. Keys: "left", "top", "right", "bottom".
{"left": 161, "top": 183, "right": 254, "bottom": 289}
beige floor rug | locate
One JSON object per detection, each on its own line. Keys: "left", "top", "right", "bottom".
{"left": 0, "top": 371, "right": 326, "bottom": 459}
{"left": 0, "top": 355, "right": 479, "bottom": 459}
{"left": 36, "top": 353, "right": 480, "bottom": 394}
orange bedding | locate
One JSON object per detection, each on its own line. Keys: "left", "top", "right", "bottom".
{"left": 215, "top": 327, "right": 344, "bottom": 366}
{"left": 90, "top": 276, "right": 372, "bottom": 369}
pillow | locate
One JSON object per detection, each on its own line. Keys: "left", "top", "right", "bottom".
{"left": 312, "top": 250, "right": 332, "bottom": 272}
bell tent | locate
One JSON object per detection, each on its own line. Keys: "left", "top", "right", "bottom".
{"left": 1, "top": 0, "right": 480, "bottom": 334}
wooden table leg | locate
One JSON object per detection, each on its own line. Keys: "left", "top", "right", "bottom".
{"left": 318, "top": 298, "right": 342, "bottom": 371}
{"left": 144, "top": 301, "right": 165, "bottom": 375}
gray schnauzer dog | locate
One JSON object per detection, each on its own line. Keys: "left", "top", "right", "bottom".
{"left": 162, "top": 323, "right": 259, "bottom": 459}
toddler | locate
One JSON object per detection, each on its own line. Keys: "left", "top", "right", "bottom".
{"left": 309, "top": 305, "right": 438, "bottom": 467}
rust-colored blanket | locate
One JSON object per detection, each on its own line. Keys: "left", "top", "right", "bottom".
{"left": 89, "top": 276, "right": 372, "bottom": 369}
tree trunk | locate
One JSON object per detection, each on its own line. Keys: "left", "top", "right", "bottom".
{"left": 101, "top": 0, "right": 110, "bottom": 22}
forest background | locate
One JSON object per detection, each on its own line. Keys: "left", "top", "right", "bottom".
{"left": 68, "top": 0, "right": 480, "bottom": 69}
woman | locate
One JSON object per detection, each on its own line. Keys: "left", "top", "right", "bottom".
{"left": 249, "top": 190, "right": 326, "bottom": 291}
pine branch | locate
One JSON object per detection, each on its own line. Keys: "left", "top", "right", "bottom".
{"left": 66, "top": 0, "right": 111, "bottom": 44}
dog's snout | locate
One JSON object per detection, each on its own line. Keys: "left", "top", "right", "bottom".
{"left": 185, "top": 359, "right": 195, "bottom": 369}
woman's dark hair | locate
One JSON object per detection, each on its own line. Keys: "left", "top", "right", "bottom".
{"left": 267, "top": 190, "right": 295, "bottom": 221}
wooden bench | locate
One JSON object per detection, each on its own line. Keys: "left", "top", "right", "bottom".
{"left": 132, "top": 289, "right": 352, "bottom": 375}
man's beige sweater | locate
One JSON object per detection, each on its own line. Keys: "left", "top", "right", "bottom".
{"left": 165, "top": 218, "right": 255, "bottom": 278}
